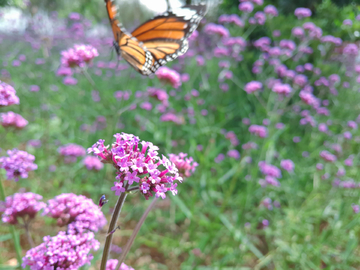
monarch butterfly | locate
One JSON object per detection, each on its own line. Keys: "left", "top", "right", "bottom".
{"left": 104, "top": 0, "right": 207, "bottom": 75}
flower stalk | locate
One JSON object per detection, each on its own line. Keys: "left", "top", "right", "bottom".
{"left": 100, "top": 183, "right": 129, "bottom": 270}
{"left": 115, "top": 197, "right": 159, "bottom": 270}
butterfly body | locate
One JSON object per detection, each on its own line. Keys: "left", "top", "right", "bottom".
{"left": 104, "top": 0, "right": 206, "bottom": 75}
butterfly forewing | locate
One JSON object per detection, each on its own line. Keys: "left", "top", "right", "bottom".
{"left": 105, "top": 0, "right": 206, "bottom": 75}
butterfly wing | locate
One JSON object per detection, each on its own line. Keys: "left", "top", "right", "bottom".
{"left": 131, "top": 4, "right": 207, "bottom": 73}
{"left": 105, "top": 0, "right": 154, "bottom": 75}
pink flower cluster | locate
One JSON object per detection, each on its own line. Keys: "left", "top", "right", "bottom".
{"left": 258, "top": 161, "right": 282, "bottom": 187}
{"left": 320, "top": 150, "right": 337, "bottom": 163}
{"left": 83, "top": 156, "right": 104, "bottom": 171}
{"left": 294, "top": 7, "right": 312, "bottom": 19}
{"left": 147, "top": 87, "right": 169, "bottom": 106}
{"left": 60, "top": 44, "right": 99, "bottom": 67}
{"left": 0, "top": 192, "right": 45, "bottom": 225}
{"left": 160, "top": 112, "right": 184, "bottom": 125}
{"left": 204, "top": 23, "right": 230, "bottom": 37}
{"left": 43, "top": 193, "right": 106, "bottom": 234}
{"left": 280, "top": 159, "right": 294, "bottom": 172}
{"left": 0, "top": 111, "right": 28, "bottom": 129}
{"left": 106, "top": 259, "right": 134, "bottom": 270}
{"left": 58, "top": 143, "right": 86, "bottom": 163}
{"left": 22, "top": 231, "right": 100, "bottom": 270}
{"left": 0, "top": 81, "right": 19, "bottom": 107}
{"left": 249, "top": 125, "right": 268, "bottom": 138}
{"left": 168, "top": 153, "right": 198, "bottom": 178}
{"left": 156, "top": 67, "right": 182, "bottom": 88}
{"left": 244, "top": 81, "right": 262, "bottom": 94}
{"left": 0, "top": 149, "right": 38, "bottom": 181}
{"left": 88, "top": 133, "right": 182, "bottom": 199}
{"left": 218, "top": 14, "right": 244, "bottom": 27}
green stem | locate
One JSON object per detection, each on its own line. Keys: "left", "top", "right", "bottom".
{"left": 115, "top": 197, "right": 159, "bottom": 270}
{"left": 99, "top": 184, "right": 129, "bottom": 270}
{"left": 0, "top": 179, "right": 22, "bottom": 268}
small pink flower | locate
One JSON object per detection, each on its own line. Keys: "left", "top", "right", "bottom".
{"left": 156, "top": 67, "right": 182, "bottom": 88}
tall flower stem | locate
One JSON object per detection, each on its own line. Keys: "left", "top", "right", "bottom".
{"left": 115, "top": 197, "right": 159, "bottom": 270}
{"left": 0, "top": 179, "right": 22, "bottom": 267}
{"left": 100, "top": 185, "right": 129, "bottom": 270}
{"left": 23, "top": 218, "right": 35, "bottom": 248}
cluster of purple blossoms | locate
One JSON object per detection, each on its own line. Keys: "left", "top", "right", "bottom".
{"left": 0, "top": 111, "right": 28, "bottom": 129}
{"left": 225, "top": 131, "right": 239, "bottom": 146}
{"left": 0, "top": 81, "right": 19, "bottom": 107}
{"left": 88, "top": 133, "right": 183, "bottom": 200}
{"left": 264, "top": 5, "right": 278, "bottom": 16}
{"left": 22, "top": 231, "right": 100, "bottom": 270}
{"left": 0, "top": 149, "right": 38, "bottom": 181}
{"left": 58, "top": 143, "right": 86, "bottom": 163}
{"left": 60, "top": 44, "right": 99, "bottom": 67}
{"left": 0, "top": 192, "right": 45, "bottom": 225}
{"left": 294, "top": 7, "right": 312, "bottom": 19}
{"left": 83, "top": 156, "right": 104, "bottom": 171}
{"left": 147, "top": 87, "right": 169, "bottom": 106}
{"left": 320, "top": 150, "right": 337, "bottom": 163}
{"left": 43, "top": 193, "right": 106, "bottom": 234}
{"left": 260, "top": 198, "right": 280, "bottom": 210}
{"left": 160, "top": 112, "right": 184, "bottom": 125}
{"left": 156, "top": 67, "right": 182, "bottom": 88}
{"left": 248, "top": 125, "right": 268, "bottom": 138}
{"left": 168, "top": 153, "right": 198, "bottom": 178}
{"left": 272, "top": 83, "right": 292, "bottom": 95}
{"left": 258, "top": 161, "right": 282, "bottom": 187}
{"left": 280, "top": 159, "right": 294, "bottom": 172}
{"left": 204, "top": 23, "right": 230, "bottom": 37}
{"left": 238, "top": 1, "right": 254, "bottom": 13}
{"left": 106, "top": 259, "right": 135, "bottom": 270}
{"left": 218, "top": 14, "right": 244, "bottom": 27}
{"left": 244, "top": 81, "right": 262, "bottom": 94}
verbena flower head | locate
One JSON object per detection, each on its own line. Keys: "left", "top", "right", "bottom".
{"left": 88, "top": 133, "right": 182, "bottom": 200}
{"left": 0, "top": 111, "right": 28, "bottom": 129}
{"left": 259, "top": 161, "right": 282, "bottom": 178}
{"left": 0, "top": 149, "right": 37, "bottom": 181}
{"left": 43, "top": 193, "right": 106, "bottom": 234}
{"left": 22, "top": 231, "right": 100, "bottom": 270}
{"left": 0, "top": 192, "right": 45, "bottom": 225}
{"left": 244, "top": 81, "right": 262, "bottom": 94}
{"left": 204, "top": 23, "right": 230, "bottom": 37}
{"left": 156, "top": 67, "right": 181, "bottom": 88}
{"left": 264, "top": 5, "right": 278, "bottom": 16}
{"left": 83, "top": 156, "right": 104, "bottom": 171}
{"left": 249, "top": 125, "right": 268, "bottom": 138}
{"left": 60, "top": 44, "right": 99, "bottom": 68}
{"left": 106, "top": 259, "right": 134, "bottom": 270}
{"left": 280, "top": 159, "right": 294, "bottom": 172}
{"left": 238, "top": 1, "right": 254, "bottom": 13}
{"left": 168, "top": 153, "right": 198, "bottom": 178}
{"left": 294, "top": 7, "right": 312, "bottom": 19}
{"left": 0, "top": 81, "right": 19, "bottom": 107}
{"left": 320, "top": 150, "right": 337, "bottom": 162}
{"left": 58, "top": 143, "right": 86, "bottom": 163}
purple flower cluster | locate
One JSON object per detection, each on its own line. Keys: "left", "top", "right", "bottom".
{"left": 204, "top": 23, "right": 230, "bottom": 37}
{"left": 294, "top": 7, "right": 312, "bottom": 19}
{"left": 88, "top": 133, "right": 183, "bottom": 199}
{"left": 244, "top": 81, "right": 262, "bottom": 94}
{"left": 0, "top": 192, "right": 45, "bottom": 225}
{"left": 43, "top": 193, "right": 106, "bottom": 234}
{"left": 320, "top": 150, "right": 337, "bottom": 163}
{"left": 60, "top": 44, "right": 99, "bottom": 68}
{"left": 0, "top": 81, "right": 19, "bottom": 107}
{"left": 58, "top": 143, "right": 86, "bottom": 163}
{"left": 0, "top": 111, "right": 28, "bottom": 129}
{"left": 22, "top": 231, "right": 100, "bottom": 270}
{"left": 106, "top": 259, "right": 134, "bottom": 270}
{"left": 168, "top": 153, "right": 198, "bottom": 178}
{"left": 0, "top": 149, "right": 38, "bottom": 181}
{"left": 83, "top": 156, "right": 104, "bottom": 171}
{"left": 258, "top": 161, "right": 282, "bottom": 187}
{"left": 249, "top": 125, "right": 268, "bottom": 138}
{"left": 156, "top": 67, "right": 182, "bottom": 88}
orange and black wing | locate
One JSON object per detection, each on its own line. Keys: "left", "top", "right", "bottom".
{"left": 104, "top": 0, "right": 154, "bottom": 75}
{"left": 131, "top": 4, "right": 207, "bottom": 73}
